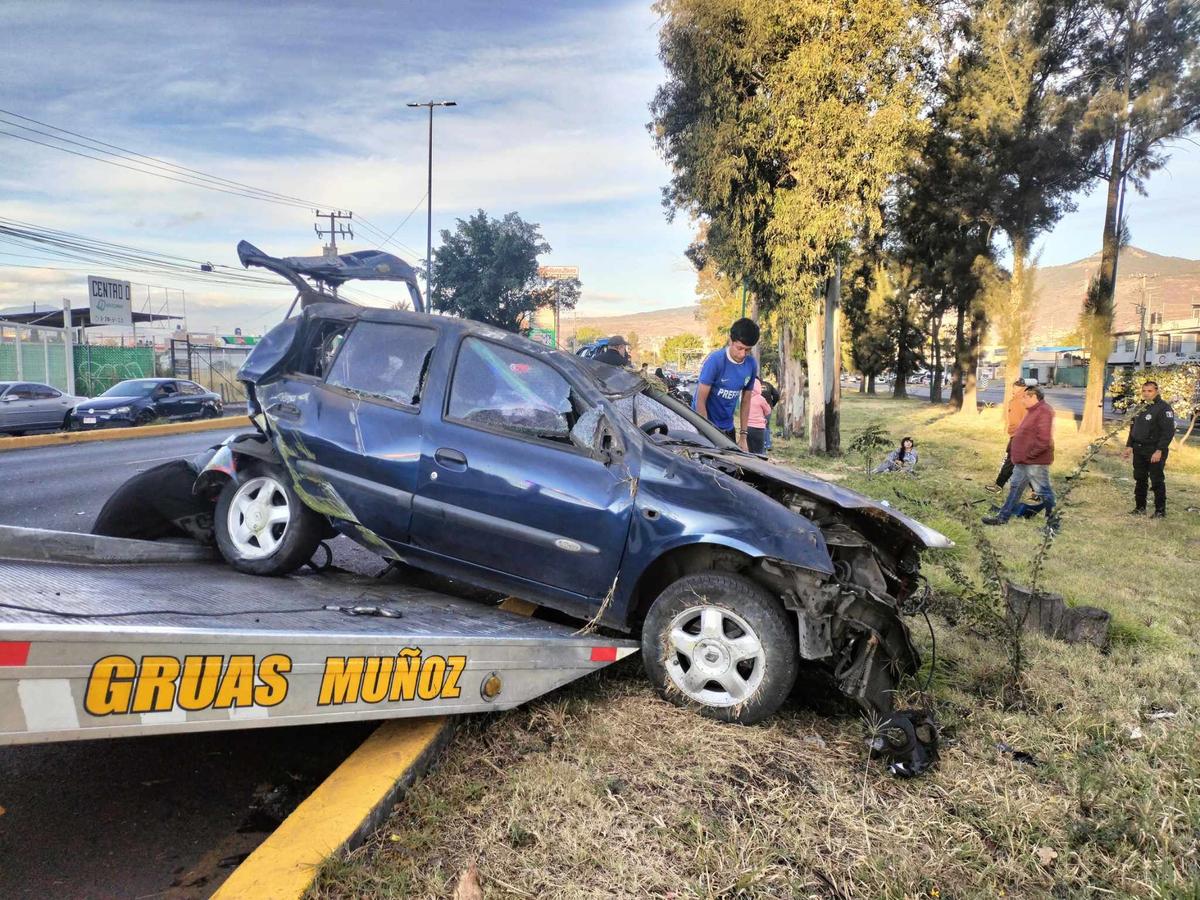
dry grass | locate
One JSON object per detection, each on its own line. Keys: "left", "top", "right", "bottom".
{"left": 310, "top": 395, "right": 1200, "bottom": 899}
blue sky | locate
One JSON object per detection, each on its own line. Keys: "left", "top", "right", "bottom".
{"left": 0, "top": 1, "right": 1196, "bottom": 334}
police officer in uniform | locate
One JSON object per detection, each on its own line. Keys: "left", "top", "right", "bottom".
{"left": 1123, "top": 380, "right": 1175, "bottom": 518}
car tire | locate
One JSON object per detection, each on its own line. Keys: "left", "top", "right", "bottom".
{"left": 214, "top": 463, "right": 324, "bottom": 576}
{"left": 135, "top": 410, "right": 156, "bottom": 427}
{"left": 202, "top": 404, "right": 221, "bottom": 419}
{"left": 641, "top": 571, "right": 798, "bottom": 725}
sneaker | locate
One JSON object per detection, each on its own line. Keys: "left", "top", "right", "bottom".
{"left": 1129, "top": 507, "right": 1147, "bottom": 516}
{"left": 982, "top": 515, "right": 1008, "bottom": 526}
{"left": 985, "top": 484, "right": 1002, "bottom": 494}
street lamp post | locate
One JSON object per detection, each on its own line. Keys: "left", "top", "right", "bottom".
{"left": 406, "top": 100, "right": 457, "bottom": 308}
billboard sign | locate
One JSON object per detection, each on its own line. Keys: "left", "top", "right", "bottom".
{"left": 537, "top": 266, "right": 579, "bottom": 280}
{"left": 87, "top": 275, "right": 133, "bottom": 327}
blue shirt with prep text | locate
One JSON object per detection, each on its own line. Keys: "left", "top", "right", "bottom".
{"left": 692, "top": 349, "right": 757, "bottom": 430}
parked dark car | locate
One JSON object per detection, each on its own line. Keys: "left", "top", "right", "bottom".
{"left": 0, "top": 381, "right": 85, "bottom": 435}
{"left": 105, "top": 306, "right": 949, "bottom": 731}
{"left": 68, "top": 378, "right": 222, "bottom": 429}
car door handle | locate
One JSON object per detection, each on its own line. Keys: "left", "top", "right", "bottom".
{"left": 268, "top": 401, "right": 300, "bottom": 420}
{"left": 434, "top": 448, "right": 468, "bottom": 470}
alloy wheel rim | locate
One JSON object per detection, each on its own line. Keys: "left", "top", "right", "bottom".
{"left": 664, "top": 605, "right": 766, "bottom": 707}
{"left": 227, "top": 476, "right": 291, "bottom": 559}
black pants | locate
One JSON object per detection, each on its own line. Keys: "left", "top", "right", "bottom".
{"left": 722, "top": 428, "right": 737, "bottom": 442}
{"left": 995, "top": 439, "right": 1014, "bottom": 488}
{"left": 746, "top": 427, "right": 766, "bottom": 454}
{"left": 1132, "top": 446, "right": 1169, "bottom": 513}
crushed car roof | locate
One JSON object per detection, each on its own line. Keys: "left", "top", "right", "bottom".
{"left": 298, "top": 303, "right": 646, "bottom": 399}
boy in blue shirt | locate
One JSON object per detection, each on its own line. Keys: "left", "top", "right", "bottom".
{"left": 692, "top": 317, "right": 760, "bottom": 451}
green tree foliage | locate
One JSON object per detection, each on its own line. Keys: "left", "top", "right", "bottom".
{"left": 573, "top": 325, "right": 606, "bottom": 347}
{"left": 662, "top": 333, "right": 705, "bottom": 366}
{"left": 946, "top": 0, "right": 1095, "bottom": 407}
{"left": 1109, "top": 363, "right": 1200, "bottom": 442}
{"left": 429, "top": 210, "right": 581, "bottom": 333}
{"left": 843, "top": 260, "right": 897, "bottom": 393}
{"left": 1076, "top": 0, "right": 1200, "bottom": 434}
{"left": 651, "top": 0, "right": 931, "bottom": 451}
{"left": 652, "top": 0, "right": 930, "bottom": 310}
{"left": 689, "top": 228, "right": 744, "bottom": 346}
{"left": 886, "top": 266, "right": 927, "bottom": 399}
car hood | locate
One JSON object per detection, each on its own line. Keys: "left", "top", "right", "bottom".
{"left": 76, "top": 397, "right": 144, "bottom": 411}
{"left": 692, "top": 448, "right": 954, "bottom": 550}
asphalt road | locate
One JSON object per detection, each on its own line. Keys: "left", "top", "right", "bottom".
{"left": 0, "top": 429, "right": 387, "bottom": 899}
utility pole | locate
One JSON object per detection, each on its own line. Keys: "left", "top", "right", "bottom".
{"left": 313, "top": 210, "right": 353, "bottom": 297}
{"left": 1129, "top": 273, "right": 1159, "bottom": 369}
{"left": 407, "top": 100, "right": 457, "bottom": 307}
{"left": 314, "top": 210, "right": 354, "bottom": 259}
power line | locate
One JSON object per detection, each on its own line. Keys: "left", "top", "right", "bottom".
{"left": 0, "top": 108, "right": 335, "bottom": 209}
{"left": 0, "top": 109, "right": 430, "bottom": 264}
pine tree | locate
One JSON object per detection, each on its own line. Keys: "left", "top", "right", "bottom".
{"left": 1076, "top": 0, "right": 1200, "bottom": 434}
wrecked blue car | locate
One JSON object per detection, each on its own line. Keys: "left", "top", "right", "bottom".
{"left": 176, "top": 302, "right": 947, "bottom": 726}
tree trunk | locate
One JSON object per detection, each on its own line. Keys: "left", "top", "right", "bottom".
{"left": 1003, "top": 237, "right": 1030, "bottom": 413}
{"left": 961, "top": 306, "right": 985, "bottom": 415}
{"left": 930, "top": 308, "right": 944, "bottom": 404}
{"left": 858, "top": 373, "right": 866, "bottom": 394}
{"left": 950, "top": 299, "right": 966, "bottom": 410}
{"left": 823, "top": 262, "right": 842, "bottom": 454}
{"left": 892, "top": 280, "right": 909, "bottom": 400}
{"left": 779, "top": 319, "right": 806, "bottom": 439}
{"left": 867, "top": 373, "right": 876, "bottom": 395}
{"left": 806, "top": 302, "right": 826, "bottom": 453}
{"left": 1081, "top": 126, "right": 1127, "bottom": 436}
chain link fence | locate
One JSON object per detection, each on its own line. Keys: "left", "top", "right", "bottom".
{"left": 169, "top": 339, "right": 248, "bottom": 404}
{"left": 73, "top": 344, "right": 156, "bottom": 396}
{"left": 0, "top": 319, "right": 72, "bottom": 391}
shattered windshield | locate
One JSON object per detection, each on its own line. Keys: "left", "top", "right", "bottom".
{"left": 612, "top": 385, "right": 737, "bottom": 450}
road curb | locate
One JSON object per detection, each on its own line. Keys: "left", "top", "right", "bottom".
{"left": 212, "top": 717, "right": 455, "bottom": 900}
{"left": 0, "top": 415, "right": 253, "bottom": 452}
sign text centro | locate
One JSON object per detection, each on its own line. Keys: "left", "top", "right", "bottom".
{"left": 537, "top": 266, "right": 579, "bottom": 280}
{"left": 87, "top": 275, "right": 133, "bottom": 327}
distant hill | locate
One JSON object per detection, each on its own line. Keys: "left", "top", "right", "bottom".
{"left": 1032, "top": 247, "right": 1200, "bottom": 339}
{"left": 560, "top": 247, "right": 1200, "bottom": 351}
{"left": 562, "top": 305, "right": 702, "bottom": 352}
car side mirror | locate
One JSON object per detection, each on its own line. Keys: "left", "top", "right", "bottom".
{"left": 596, "top": 415, "right": 626, "bottom": 466}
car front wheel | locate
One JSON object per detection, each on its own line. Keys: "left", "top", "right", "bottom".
{"left": 641, "top": 571, "right": 798, "bottom": 725}
{"left": 214, "top": 464, "right": 324, "bottom": 576}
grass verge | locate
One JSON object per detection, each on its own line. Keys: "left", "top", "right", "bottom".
{"left": 309, "top": 394, "right": 1200, "bottom": 899}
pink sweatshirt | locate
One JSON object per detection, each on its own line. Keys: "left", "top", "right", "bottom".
{"left": 747, "top": 381, "right": 771, "bottom": 428}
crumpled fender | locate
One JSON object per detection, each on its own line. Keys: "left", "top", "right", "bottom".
{"left": 192, "top": 433, "right": 281, "bottom": 497}
{"left": 611, "top": 448, "right": 835, "bottom": 624}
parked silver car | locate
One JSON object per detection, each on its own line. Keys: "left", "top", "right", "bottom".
{"left": 0, "top": 381, "right": 86, "bottom": 435}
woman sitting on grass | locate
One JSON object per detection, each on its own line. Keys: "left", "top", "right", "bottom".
{"left": 874, "top": 436, "right": 919, "bottom": 475}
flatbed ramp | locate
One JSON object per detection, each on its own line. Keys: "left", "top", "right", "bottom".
{"left": 0, "top": 526, "right": 637, "bottom": 746}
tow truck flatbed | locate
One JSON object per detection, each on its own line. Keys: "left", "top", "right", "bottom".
{"left": 0, "top": 526, "right": 637, "bottom": 746}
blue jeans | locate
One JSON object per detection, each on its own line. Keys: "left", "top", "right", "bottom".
{"left": 996, "top": 464, "right": 1055, "bottom": 522}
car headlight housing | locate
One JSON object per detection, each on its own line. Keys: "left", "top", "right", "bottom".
{"left": 111, "top": 406, "right": 131, "bottom": 414}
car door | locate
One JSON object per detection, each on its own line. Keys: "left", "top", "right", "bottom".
{"left": 178, "top": 381, "right": 207, "bottom": 417}
{"left": 410, "top": 336, "right": 636, "bottom": 601}
{"left": 27, "top": 384, "right": 67, "bottom": 429}
{"left": 0, "top": 383, "right": 40, "bottom": 428}
{"left": 151, "top": 381, "right": 184, "bottom": 418}
{"left": 263, "top": 317, "right": 439, "bottom": 544}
